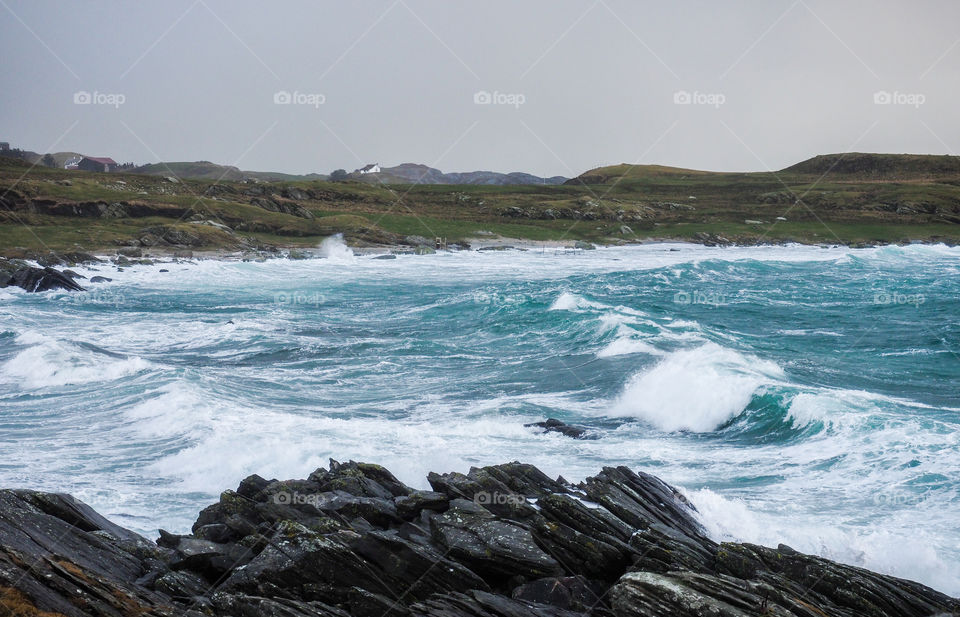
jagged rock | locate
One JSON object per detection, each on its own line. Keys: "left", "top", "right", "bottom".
{"left": 582, "top": 466, "right": 705, "bottom": 540}
{"left": 89, "top": 275, "right": 113, "bottom": 283}
{"left": 610, "top": 571, "right": 794, "bottom": 617}
{"left": 311, "top": 460, "right": 412, "bottom": 499}
{"left": 404, "top": 235, "right": 431, "bottom": 247}
{"left": 36, "top": 252, "right": 65, "bottom": 267}
{"left": 0, "top": 463, "right": 957, "bottom": 617}
{"left": 529, "top": 514, "right": 631, "bottom": 580}
{"left": 210, "top": 592, "right": 350, "bottom": 617}
{"left": 693, "top": 231, "right": 731, "bottom": 247}
{"left": 249, "top": 196, "right": 314, "bottom": 219}
{"left": 0, "top": 490, "right": 180, "bottom": 617}
{"left": 152, "top": 569, "right": 210, "bottom": 599}
{"left": 0, "top": 259, "right": 85, "bottom": 292}
{"left": 511, "top": 576, "right": 607, "bottom": 613}
{"left": 395, "top": 490, "right": 449, "bottom": 519}
{"left": 524, "top": 418, "right": 589, "bottom": 439}
{"left": 430, "top": 499, "right": 563, "bottom": 582}
{"left": 409, "top": 589, "right": 583, "bottom": 617}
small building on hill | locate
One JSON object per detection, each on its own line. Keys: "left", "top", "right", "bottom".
{"left": 0, "top": 142, "right": 9, "bottom": 152}
{"left": 357, "top": 163, "right": 381, "bottom": 175}
{"left": 78, "top": 156, "right": 117, "bottom": 173}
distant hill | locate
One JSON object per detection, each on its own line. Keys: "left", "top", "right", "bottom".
{"left": 566, "top": 164, "right": 716, "bottom": 185}
{"left": 131, "top": 162, "right": 328, "bottom": 182}
{"left": 0, "top": 149, "right": 87, "bottom": 168}
{"left": 782, "top": 153, "right": 960, "bottom": 180}
{"left": 351, "top": 163, "right": 567, "bottom": 185}
{"left": 568, "top": 154, "right": 960, "bottom": 185}
{"left": 132, "top": 161, "right": 244, "bottom": 181}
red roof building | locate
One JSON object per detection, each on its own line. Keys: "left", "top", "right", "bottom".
{"left": 77, "top": 156, "right": 117, "bottom": 173}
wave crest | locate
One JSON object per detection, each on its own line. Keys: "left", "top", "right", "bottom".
{"left": 608, "top": 342, "right": 784, "bottom": 432}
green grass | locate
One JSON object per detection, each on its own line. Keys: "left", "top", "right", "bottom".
{"left": 1, "top": 154, "right": 958, "bottom": 255}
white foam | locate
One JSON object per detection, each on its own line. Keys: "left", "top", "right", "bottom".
{"left": 688, "top": 488, "right": 960, "bottom": 596}
{"left": 318, "top": 233, "right": 356, "bottom": 263}
{"left": 607, "top": 342, "right": 784, "bottom": 432}
{"left": 597, "top": 335, "right": 663, "bottom": 358}
{"left": 1, "top": 332, "right": 150, "bottom": 389}
{"left": 776, "top": 329, "right": 843, "bottom": 337}
{"left": 549, "top": 291, "right": 607, "bottom": 312}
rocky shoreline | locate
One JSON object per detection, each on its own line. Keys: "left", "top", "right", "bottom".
{"left": 3, "top": 237, "right": 956, "bottom": 294}
{"left": 1, "top": 460, "right": 956, "bottom": 617}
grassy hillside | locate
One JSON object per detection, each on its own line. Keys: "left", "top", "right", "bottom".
{"left": 132, "top": 161, "right": 245, "bottom": 181}
{"left": 568, "top": 164, "right": 718, "bottom": 185}
{"left": 0, "top": 152, "right": 958, "bottom": 257}
{"left": 131, "top": 162, "right": 328, "bottom": 183}
{"left": 782, "top": 153, "right": 960, "bottom": 180}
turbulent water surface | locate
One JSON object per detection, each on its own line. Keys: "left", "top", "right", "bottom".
{"left": 1, "top": 241, "right": 958, "bottom": 594}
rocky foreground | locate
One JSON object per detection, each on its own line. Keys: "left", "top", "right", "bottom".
{"left": 1, "top": 461, "right": 956, "bottom": 617}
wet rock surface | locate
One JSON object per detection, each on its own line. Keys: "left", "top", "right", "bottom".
{"left": 0, "top": 258, "right": 85, "bottom": 292}
{"left": 0, "top": 460, "right": 957, "bottom": 616}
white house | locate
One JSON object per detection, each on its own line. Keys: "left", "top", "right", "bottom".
{"left": 357, "top": 163, "right": 381, "bottom": 174}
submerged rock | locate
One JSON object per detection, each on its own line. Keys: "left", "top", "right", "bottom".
{"left": 0, "top": 461, "right": 956, "bottom": 617}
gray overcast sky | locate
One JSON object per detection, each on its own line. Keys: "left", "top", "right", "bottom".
{"left": 1, "top": 1, "right": 958, "bottom": 177}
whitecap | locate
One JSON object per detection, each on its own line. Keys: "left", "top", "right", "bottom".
{"left": 318, "top": 233, "right": 356, "bottom": 263}
{"left": 606, "top": 342, "right": 784, "bottom": 432}
{"left": 1, "top": 331, "right": 151, "bottom": 389}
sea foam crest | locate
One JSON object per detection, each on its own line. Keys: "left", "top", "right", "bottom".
{"left": 1, "top": 332, "right": 150, "bottom": 389}
{"left": 608, "top": 342, "right": 784, "bottom": 432}
{"left": 318, "top": 233, "right": 356, "bottom": 263}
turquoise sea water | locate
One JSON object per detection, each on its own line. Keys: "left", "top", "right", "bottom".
{"left": 1, "top": 241, "right": 958, "bottom": 593}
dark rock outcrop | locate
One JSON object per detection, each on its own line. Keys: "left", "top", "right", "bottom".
{"left": 0, "top": 461, "right": 956, "bottom": 617}
{"left": 0, "top": 258, "right": 85, "bottom": 292}
{"left": 524, "top": 418, "right": 590, "bottom": 439}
